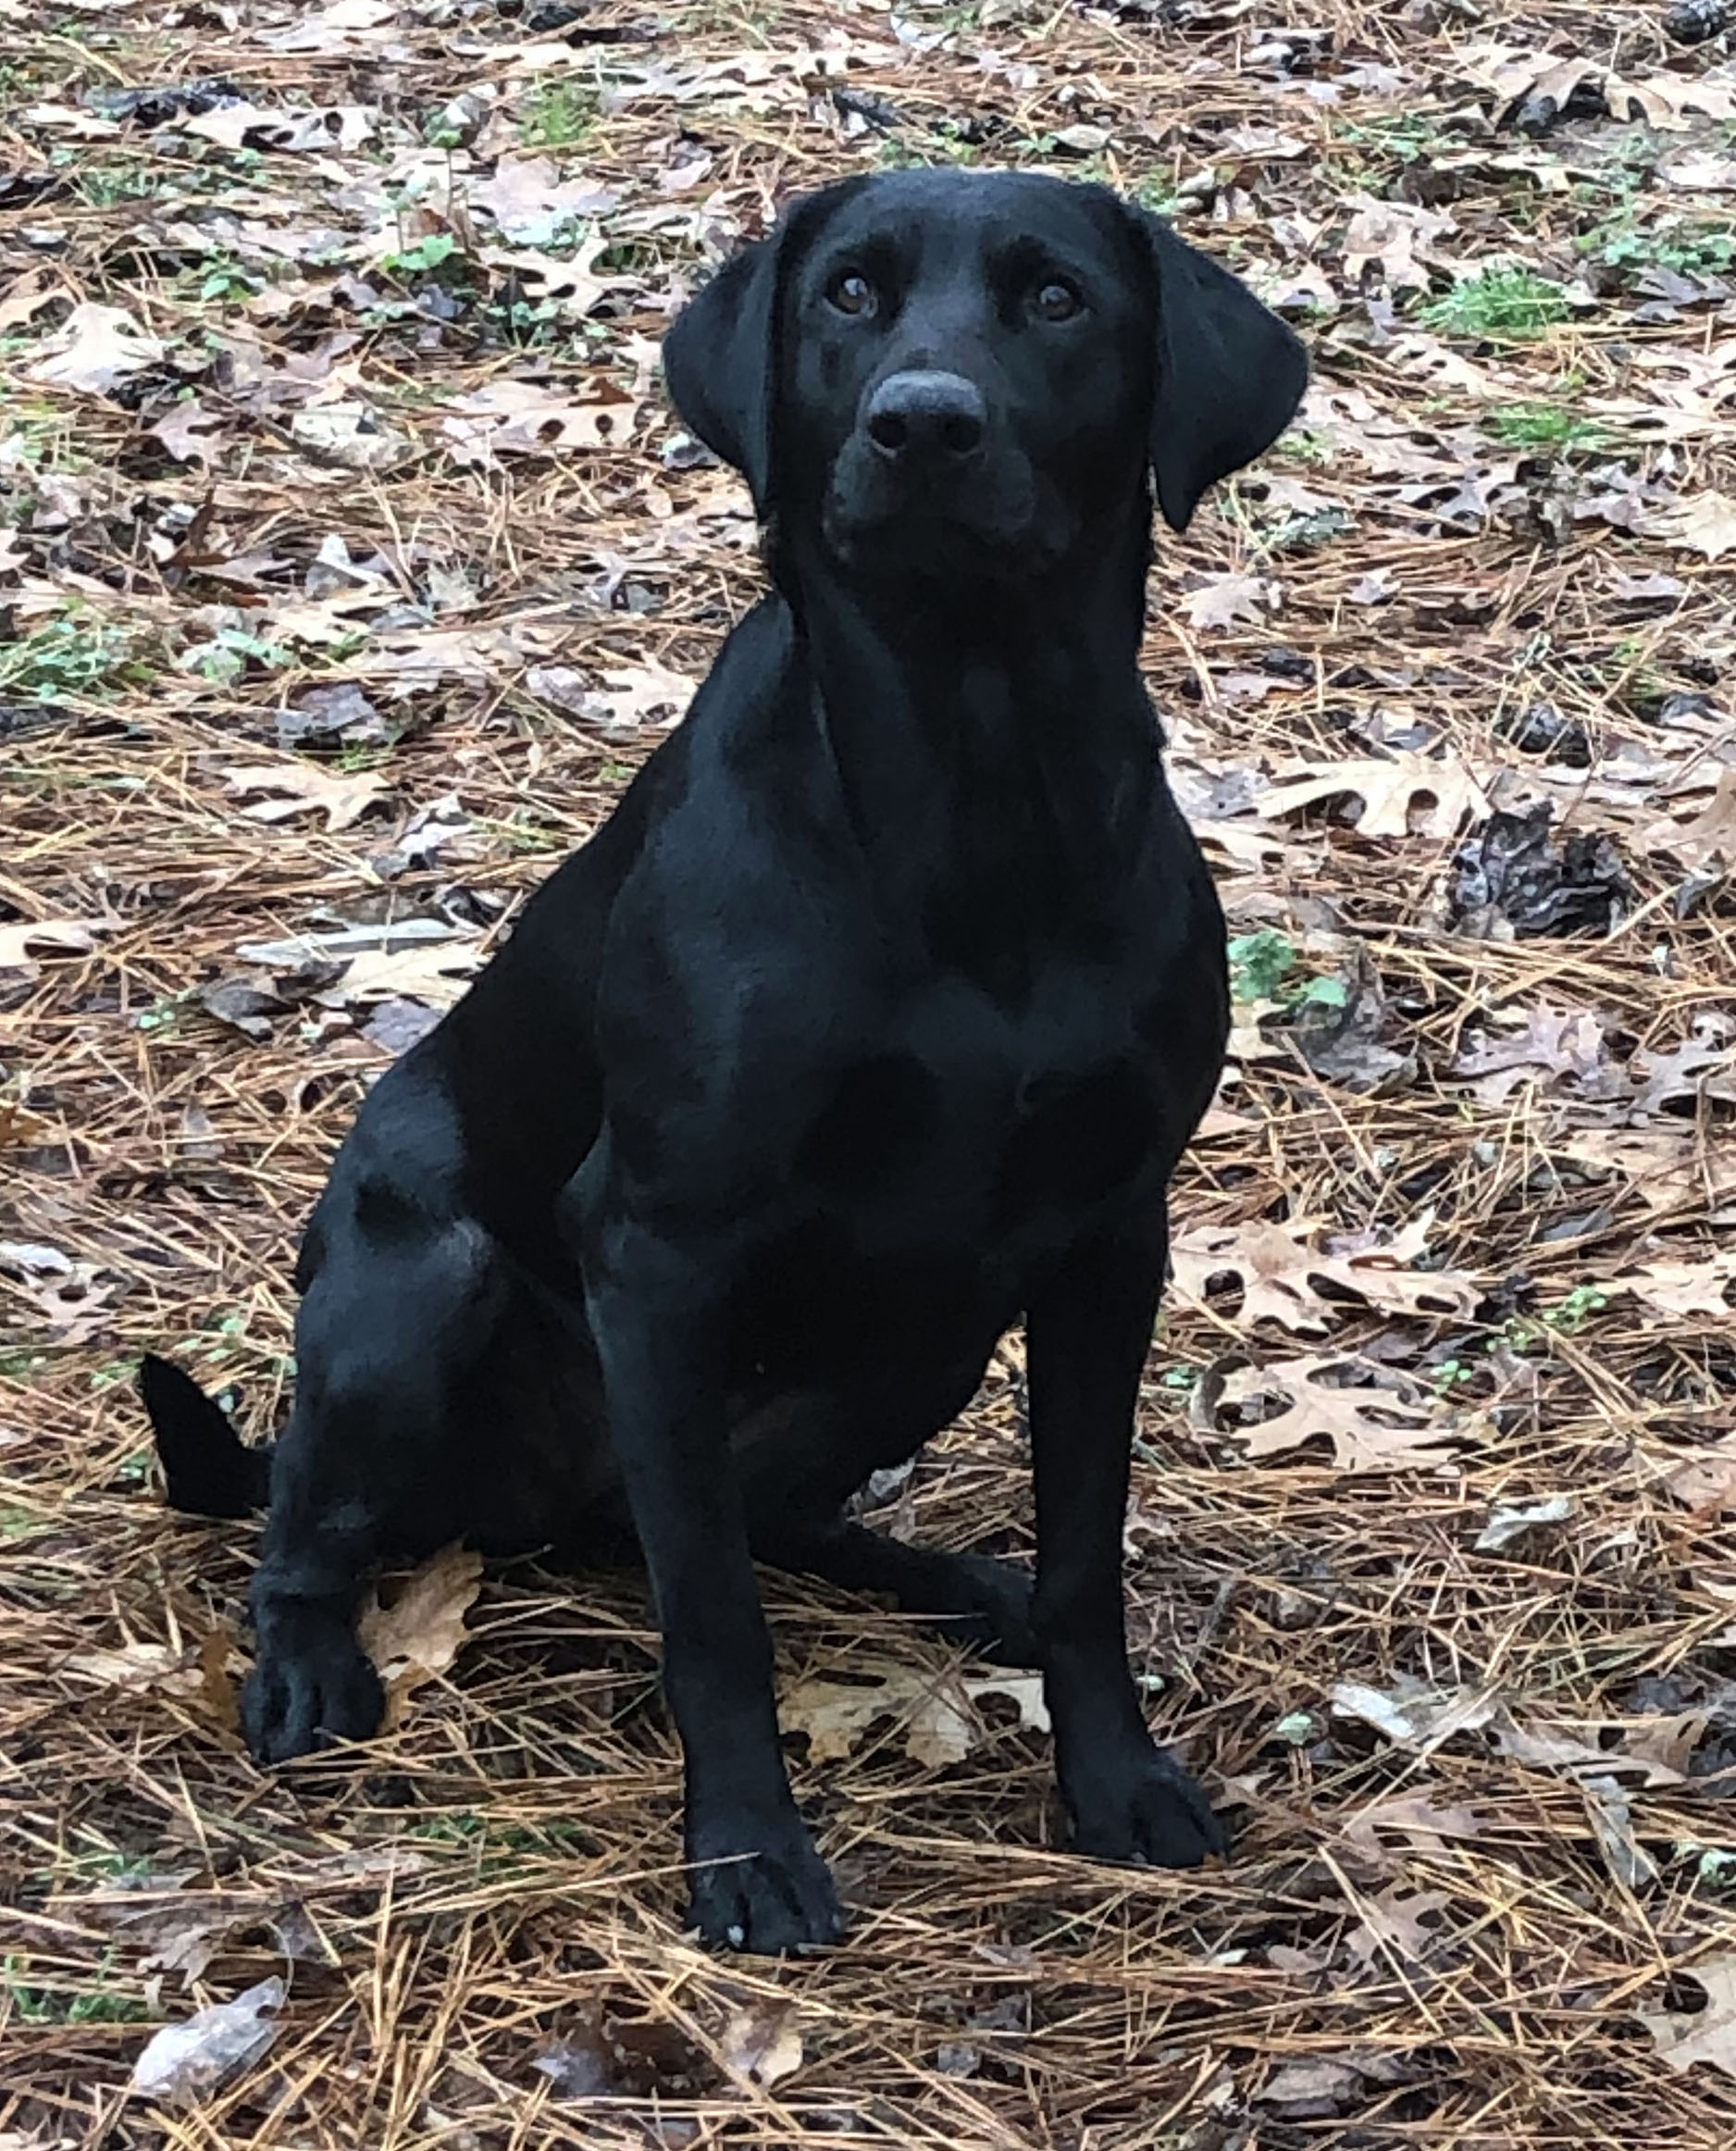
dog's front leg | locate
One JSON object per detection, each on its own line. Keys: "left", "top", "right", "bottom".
{"left": 581, "top": 1210, "right": 842, "bottom": 1953}
{"left": 1027, "top": 1214, "right": 1224, "bottom": 1868}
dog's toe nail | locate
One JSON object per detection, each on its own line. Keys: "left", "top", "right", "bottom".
{"left": 725, "top": 1922, "right": 746, "bottom": 1949}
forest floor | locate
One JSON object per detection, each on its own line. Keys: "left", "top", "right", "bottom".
{"left": 3, "top": 0, "right": 1736, "bottom": 2143}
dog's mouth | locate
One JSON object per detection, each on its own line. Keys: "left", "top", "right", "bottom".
{"left": 821, "top": 451, "right": 1060, "bottom": 583}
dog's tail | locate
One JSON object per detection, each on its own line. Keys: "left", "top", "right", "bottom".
{"left": 138, "top": 1353, "right": 272, "bottom": 1518}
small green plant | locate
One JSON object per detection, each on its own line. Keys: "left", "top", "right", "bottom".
{"left": 1275, "top": 427, "right": 1333, "bottom": 467}
{"left": 1420, "top": 267, "right": 1572, "bottom": 342}
{"left": 1227, "top": 928, "right": 1346, "bottom": 1013}
{"left": 1132, "top": 174, "right": 1183, "bottom": 218}
{"left": 193, "top": 256, "right": 262, "bottom": 305}
{"left": 1583, "top": 210, "right": 1736, "bottom": 284}
{"left": 1541, "top": 1284, "right": 1608, "bottom": 1335}
{"left": 1682, "top": 1844, "right": 1736, "bottom": 1890}
{"left": 3, "top": 1953, "right": 150, "bottom": 2024}
{"left": 1333, "top": 112, "right": 1448, "bottom": 171}
{"left": 379, "top": 231, "right": 462, "bottom": 280}
{"left": 176, "top": 625, "right": 292, "bottom": 685}
{"left": 1484, "top": 402, "right": 1611, "bottom": 456}
{"left": 0, "top": 609, "right": 142, "bottom": 703}
{"left": 519, "top": 78, "right": 598, "bottom": 149}
{"left": 71, "top": 161, "right": 161, "bottom": 209}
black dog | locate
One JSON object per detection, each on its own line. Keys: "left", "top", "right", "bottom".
{"left": 143, "top": 169, "right": 1305, "bottom": 1953}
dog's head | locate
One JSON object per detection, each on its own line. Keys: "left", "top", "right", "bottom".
{"left": 663, "top": 169, "right": 1307, "bottom": 588}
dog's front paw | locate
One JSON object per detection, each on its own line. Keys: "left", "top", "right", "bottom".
{"left": 686, "top": 1810, "right": 843, "bottom": 1955}
{"left": 1066, "top": 1746, "right": 1226, "bottom": 1870}
{"left": 243, "top": 1613, "right": 384, "bottom": 1764}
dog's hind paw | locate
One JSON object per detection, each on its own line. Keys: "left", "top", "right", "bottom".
{"left": 242, "top": 1617, "right": 384, "bottom": 1764}
{"left": 1067, "top": 1747, "right": 1226, "bottom": 1871}
{"left": 686, "top": 1812, "right": 844, "bottom": 1955}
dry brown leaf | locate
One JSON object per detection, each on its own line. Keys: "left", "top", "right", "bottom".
{"left": 441, "top": 380, "right": 638, "bottom": 465}
{"left": 1640, "top": 769, "right": 1736, "bottom": 868}
{"left": 64, "top": 1639, "right": 201, "bottom": 1695}
{"left": 1560, "top": 1126, "right": 1736, "bottom": 1214}
{"left": 149, "top": 397, "right": 228, "bottom": 469}
{"left": 584, "top": 659, "right": 701, "bottom": 729}
{"left": 1610, "top": 71, "right": 1736, "bottom": 130}
{"left": 1170, "top": 1213, "right": 1479, "bottom": 1335}
{"left": 1629, "top": 1026, "right": 1736, "bottom": 1117}
{"left": 29, "top": 302, "right": 165, "bottom": 395}
{"left": 1643, "top": 1954, "right": 1736, "bottom": 2079}
{"left": 1614, "top": 1252, "right": 1736, "bottom": 1320}
{"left": 1341, "top": 1791, "right": 1483, "bottom": 1861}
{"left": 779, "top": 1663, "right": 1036, "bottom": 1769}
{"left": 1332, "top": 1679, "right": 1499, "bottom": 1754}
{"left": 357, "top": 1545, "right": 483, "bottom": 1709}
{"left": 1488, "top": 1711, "right": 1682, "bottom": 1788}
{"left": 1662, "top": 1434, "right": 1736, "bottom": 1514}
{"left": 290, "top": 404, "right": 415, "bottom": 472}
{"left": 335, "top": 941, "right": 483, "bottom": 1007}
{"left": 1182, "top": 573, "right": 1278, "bottom": 630}
{"left": 1643, "top": 491, "right": 1736, "bottom": 560}
{"left": 263, "top": 0, "right": 398, "bottom": 51}
{"left": 1258, "top": 754, "right": 1491, "bottom": 839}
{"left": 720, "top": 2004, "right": 804, "bottom": 2090}
{"left": 181, "top": 100, "right": 377, "bottom": 153}
{"left": 0, "top": 918, "right": 104, "bottom": 976}
{"left": 220, "top": 763, "right": 394, "bottom": 831}
{"left": 1452, "top": 1005, "right": 1611, "bottom": 1104}
{"left": 782, "top": 1666, "right": 972, "bottom": 1766}
{"left": 1201, "top": 1354, "right": 1474, "bottom": 1473}
{"left": 1347, "top": 1883, "right": 1451, "bottom": 1964}
{"left": 466, "top": 157, "right": 618, "bottom": 245}
{"left": 1341, "top": 195, "right": 1457, "bottom": 293}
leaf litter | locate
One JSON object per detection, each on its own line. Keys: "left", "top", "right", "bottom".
{"left": 4, "top": 0, "right": 1736, "bottom": 2140}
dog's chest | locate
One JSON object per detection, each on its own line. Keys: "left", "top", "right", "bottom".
{"left": 798, "top": 966, "right": 1165, "bottom": 1229}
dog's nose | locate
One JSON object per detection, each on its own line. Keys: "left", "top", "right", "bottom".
{"left": 864, "top": 371, "right": 986, "bottom": 462}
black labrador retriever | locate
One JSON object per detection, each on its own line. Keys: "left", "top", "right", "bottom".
{"left": 142, "top": 168, "right": 1306, "bottom": 1954}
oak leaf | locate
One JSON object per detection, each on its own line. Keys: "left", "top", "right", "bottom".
{"left": 1201, "top": 1353, "right": 1476, "bottom": 1473}
{"left": 1170, "top": 1214, "right": 1479, "bottom": 1335}
{"left": 1643, "top": 1955, "right": 1736, "bottom": 2079}
{"left": 1259, "top": 753, "right": 1491, "bottom": 839}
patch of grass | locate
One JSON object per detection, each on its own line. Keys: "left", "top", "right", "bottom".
{"left": 1484, "top": 402, "right": 1612, "bottom": 456}
{"left": 67, "top": 159, "right": 164, "bottom": 209}
{"left": 0, "top": 608, "right": 144, "bottom": 704}
{"left": 1420, "top": 267, "right": 1573, "bottom": 342}
{"left": 3, "top": 1953, "right": 151, "bottom": 2025}
{"left": 1583, "top": 210, "right": 1736, "bottom": 284}
{"left": 518, "top": 78, "right": 599, "bottom": 150}
{"left": 1333, "top": 112, "right": 1450, "bottom": 169}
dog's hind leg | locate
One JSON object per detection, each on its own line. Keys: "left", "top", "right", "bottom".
{"left": 753, "top": 1516, "right": 1039, "bottom": 1666}
{"left": 244, "top": 1214, "right": 507, "bottom": 1763}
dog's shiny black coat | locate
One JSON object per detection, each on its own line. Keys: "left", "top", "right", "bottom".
{"left": 143, "top": 170, "right": 1306, "bottom": 1953}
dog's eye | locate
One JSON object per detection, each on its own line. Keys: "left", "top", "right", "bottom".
{"left": 827, "top": 270, "right": 876, "bottom": 317}
{"left": 1033, "top": 280, "right": 1083, "bottom": 323}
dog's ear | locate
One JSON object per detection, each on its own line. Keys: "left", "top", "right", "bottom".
{"left": 1137, "top": 215, "right": 1308, "bottom": 533}
{"left": 662, "top": 234, "right": 782, "bottom": 511}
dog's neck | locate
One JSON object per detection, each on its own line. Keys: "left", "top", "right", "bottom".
{"left": 777, "top": 510, "right": 1160, "bottom": 1000}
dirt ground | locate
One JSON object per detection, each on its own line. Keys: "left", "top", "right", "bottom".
{"left": 3, "top": 0, "right": 1736, "bottom": 2143}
